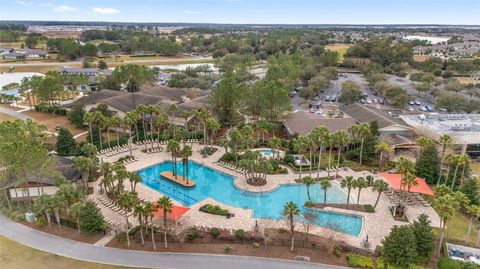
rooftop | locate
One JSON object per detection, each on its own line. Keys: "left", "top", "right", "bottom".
{"left": 283, "top": 111, "right": 357, "bottom": 136}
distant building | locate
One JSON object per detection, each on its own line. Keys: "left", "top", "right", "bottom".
{"left": 282, "top": 111, "right": 357, "bottom": 136}
{"left": 400, "top": 114, "right": 480, "bottom": 158}
{"left": 60, "top": 67, "right": 112, "bottom": 92}
{"left": 2, "top": 49, "right": 48, "bottom": 60}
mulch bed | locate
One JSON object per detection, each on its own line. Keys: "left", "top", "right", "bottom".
{"left": 106, "top": 236, "right": 349, "bottom": 266}
{"left": 247, "top": 177, "right": 267, "bottom": 186}
{"left": 20, "top": 221, "right": 105, "bottom": 244}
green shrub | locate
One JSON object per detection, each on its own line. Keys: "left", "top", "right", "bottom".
{"left": 35, "top": 217, "right": 46, "bottom": 227}
{"left": 220, "top": 152, "right": 237, "bottom": 163}
{"left": 304, "top": 201, "right": 314, "bottom": 207}
{"left": 437, "top": 257, "right": 477, "bottom": 269}
{"left": 8, "top": 210, "right": 25, "bottom": 221}
{"left": 224, "top": 246, "right": 232, "bottom": 254}
{"left": 333, "top": 245, "right": 341, "bottom": 257}
{"left": 79, "top": 200, "right": 106, "bottom": 234}
{"left": 210, "top": 227, "right": 220, "bottom": 238}
{"left": 235, "top": 229, "right": 245, "bottom": 240}
{"left": 117, "top": 234, "right": 127, "bottom": 243}
{"left": 186, "top": 228, "right": 199, "bottom": 241}
{"left": 252, "top": 242, "right": 261, "bottom": 249}
{"left": 377, "top": 258, "right": 428, "bottom": 269}
{"left": 128, "top": 225, "right": 141, "bottom": 236}
{"left": 284, "top": 154, "right": 294, "bottom": 164}
{"left": 199, "top": 204, "right": 229, "bottom": 216}
{"left": 346, "top": 253, "right": 374, "bottom": 268}
{"left": 278, "top": 167, "right": 288, "bottom": 174}
{"left": 364, "top": 204, "right": 375, "bottom": 213}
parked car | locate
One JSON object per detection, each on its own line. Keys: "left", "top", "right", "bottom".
{"left": 407, "top": 106, "right": 414, "bottom": 111}
{"left": 331, "top": 95, "right": 337, "bottom": 102}
{"left": 309, "top": 107, "right": 315, "bottom": 113}
{"left": 316, "top": 109, "right": 324, "bottom": 115}
{"left": 325, "top": 96, "right": 330, "bottom": 101}
{"left": 425, "top": 105, "right": 433, "bottom": 112}
{"left": 366, "top": 99, "right": 372, "bottom": 104}
{"left": 313, "top": 96, "right": 319, "bottom": 101}
{"left": 408, "top": 101, "right": 415, "bottom": 105}
{"left": 414, "top": 100, "right": 421, "bottom": 106}
{"left": 372, "top": 91, "right": 378, "bottom": 96}
{"left": 360, "top": 99, "right": 366, "bottom": 104}
{"left": 379, "top": 99, "right": 385, "bottom": 105}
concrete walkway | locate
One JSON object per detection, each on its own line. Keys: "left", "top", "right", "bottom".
{"left": 0, "top": 214, "right": 347, "bottom": 269}
{"left": 0, "top": 107, "right": 32, "bottom": 121}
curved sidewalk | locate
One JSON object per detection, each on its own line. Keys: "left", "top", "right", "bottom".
{"left": 0, "top": 107, "right": 32, "bottom": 121}
{"left": 0, "top": 215, "right": 347, "bottom": 269}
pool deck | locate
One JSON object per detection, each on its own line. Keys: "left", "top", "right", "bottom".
{"left": 92, "top": 142, "right": 441, "bottom": 250}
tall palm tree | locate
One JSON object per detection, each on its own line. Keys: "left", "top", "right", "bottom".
{"left": 450, "top": 154, "right": 462, "bottom": 190}
{"left": 110, "top": 115, "right": 122, "bottom": 147}
{"left": 416, "top": 136, "right": 432, "bottom": 155}
{"left": 136, "top": 104, "right": 148, "bottom": 141}
{"left": 128, "top": 172, "right": 141, "bottom": 192}
{"left": 434, "top": 193, "right": 460, "bottom": 257}
{"left": 465, "top": 204, "right": 480, "bottom": 244}
{"left": 84, "top": 112, "right": 95, "bottom": 144}
{"left": 182, "top": 145, "right": 193, "bottom": 184}
{"left": 133, "top": 201, "right": 146, "bottom": 246}
{"left": 458, "top": 154, "right": 470, "bottom": 187}
{"left": 374, "top": 142, "right": 392, "bottom": 171}
{"left": 443, "top": 153, "right": 454, "bottom": 185}
{"left": 143, "top": 201, "right": 157, "bottom": 250}
{"left": 155, "top": 111, "right": 169, "bottom": 146}
{"left": 206, "top": 117, "right": 220, "bottom": 150}
{"left": 313, "top": 126, "right": 329, "bottom": 179}
{"left": 437, "top": 134, "right": 452, "bottom": 185}
{"left": 307, "top": 131, "right": 318, "bottom": 177}
{"left": 181, "top": 110, "right": 192, "bottom": 146}
{"left": 292, "top": 136, "right": 308, "bottom": 180}
{"left": 354, "top": 177, "right": 368, "bottom": 205}
{"left": 157, "top": 196, "right": 173, "bottom": 249}
{"left": 197, "top": 108, "right": 210, "bottom": 148}
{"left": 268, "top": 136, "right": 281, "bottom": 160}
{"left": 320, "top": 179, "right": 331, "bottom": 205}
{"left": 118, "top": 191, "right": 137, "bottom": 248}
{"left": 341, "top": 176, "right": 355, "bottom": 208}
{"left": 325, "top": 133, "right": 334, "bottom": 178}
{"left": 73, "top": 156, "right": 96, "bottom": 187}
{"left": 103, "top": 116, "right": 112, "bottom": 148}
{"left": 373, "top": 180, "right": 389, "bottom": 209}
{"left": 93, "top": 111, "right": 104, "bottom": 150}
{"left": 282, "top": 201, "right": 300, "bottom": 252}
{"left": 124, "top": 112, "right": 136, "bottom": 156}
{"left": 333, "top": 130, "right": 349, "bottom": 178}
{"left": 69, "top": 201, "right": 83, "bottom": 234}
{"left": 357, "top": 123, "right": 370, "bottom": 165}
{"left": 167, "top": 139, "right": 180, "bottom": 179}
{"left": 301, "top": 176, "right": 316, "bottom": 202}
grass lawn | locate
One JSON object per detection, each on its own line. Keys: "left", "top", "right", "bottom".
{"left": 0, "top": 65, "right": 63, "bottom": 74}
{"left": 325, "top": 43, "right": 351, "bottom": 61}
{"left": 23, "top": 111, "right": 86, "bottom": 136}
{"left": 457, "top": 76, "right": 478, "bottom": 85}
{"left": 0, "top": 236, "right": 143, "bottom": 269}
{"left": 433, "top": 211, "right": 477, "bottom": 247}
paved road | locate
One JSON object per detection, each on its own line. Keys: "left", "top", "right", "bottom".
{"left": 0, "top": 56, "right": 212, "bottom": 67}
{"left": 0, "top": 107, "right": 32, "bottom": 121}
{"left": 0, "top": 215, "right": 347, "bottom": 269}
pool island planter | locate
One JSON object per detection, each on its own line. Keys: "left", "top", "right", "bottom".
{"left": 160, "top": 171, "right": 196, "bottom": 187}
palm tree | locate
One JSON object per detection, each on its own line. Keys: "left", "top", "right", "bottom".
{"left": 128, "top": 172, "right": 141, "bottom": 192}
{"left": 465, "top": 204, "right": 480, "bottom": 244}
{"left": 118, "top": 191, "right": 137, "bottom": 248}
{"left": 443, "top": 153, "right": 454, "bottom": 185}
{"left": 437, "top": 134, "right": 452, "bottom": 185}
{"left": 313, "top": 126, "right": 329, "bottom": 179}
{"left": 197, "top": 108, "right": 210, "bottom": 148}
{"left": 182, "top": 145, "right": 193, "bottom": 184}
{"left": 133, "top": 201, "right": 146, "bottom": 246}
{"left": 341, "top": 176, "right": 355, "bottom": 208}
{"left": 206, "top": 117, "right": 220, "bottom": 150}
{"left": 155, "top": 111, "right": 169, "bottom": 146}
{"left": 124, "top": 112, "right": 137, "bottom": 156}
{"left": 33, "top": 194, "right": 53, "bottom": 228}
{"left": 269, "top": 136, "right": 282, "bottom": 160}
{"left": 292, "top": 136, "right": 308, "bottom": 180}
{"left": 398, "top": 156, "right": 416, "bottom": 198}
{"left": 110, "top": 115, "right": 122, "bottom": 147}
{"left": 307, "top": 132, "right": 318, "bottom": 177}
{"left": 136, "top": 104, "right": 148, "bottom": 141}
{"left": 167, "top": 139, "right": 180, "bottom": 179}
{"left": 69, "top": 201, "right": 82, "bottom": 234}
{"left": 374, "top": 142, "right": 392, "bottom": 171}
{"left": 157, "top": 196, "right": 173, "bottom": 249}
{"left": 103, "top": 116, "right": 112, "bottom": 149}
{"left": 167, "top": 103, "right": 178, "bottom": 129}
{"left": 357, "top": 123, "right": 370, "bottom": 165}
{"left": 416, "top": 136, "right": 432, "bottom": 155}
{"left": 282, "top": 201, "right": 300, "bottom": 252}
{"left": 333, "top": 130, "right": 349, "bottom": 178}
{"left": 372, "top": 180, "right": 389, "bottom": 209}
{"left": 320, "top": 179, "right": 331, "bottom": 205}
{"left": 450, "top": 154, "right": 462, "bottom": 190}
{"left": 93, "top": 111, "right": 104, "bottom": 150}
{"left": 143, "top": 201, "right": 157, "bottom": 250}
{"left": 458, "top": 154, "right": 470, "bottom": 187}
{"left": 434, "top": 193, "right": 460, "bottom": 257}
{"left": 73, "top": 156, "right": 96, "bottom": 187}
{"left": 354, "top": 177, "right": 368, "bottom": 205}
{"left": 84, "top": 112, "right": 95, "bottom": 144}
{"left": 301, "top": 176, "right": 316, "bottom": 201}
{"left": 325, "top": 133, "right": 334, "bottom": 178}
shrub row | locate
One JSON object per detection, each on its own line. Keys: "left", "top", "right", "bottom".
{"left": 35, "top": 104, "right": 67, "bottom": 115}
{"left": 199, "top": 204, "right": 229, "bottom": 216}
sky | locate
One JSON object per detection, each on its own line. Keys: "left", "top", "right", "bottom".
{"left": 0, "top": 0, "right": 479, "bottom": 25}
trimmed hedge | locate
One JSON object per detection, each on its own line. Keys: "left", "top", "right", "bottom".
{"left": 199, "top": 204, "right": 229, "bottom": 216}
{"left": 35, "top": 104, "right": 67, "bottom": 115}
{"left": 346, "top": 253, "right": 374, "bottom": 268}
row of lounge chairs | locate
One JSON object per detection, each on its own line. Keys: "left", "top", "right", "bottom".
{"left": 325, "top": 166, "right": 339, "bottom": 172}
{"left": 135, "top": 139, "right": 199, "bottom": 146}
{"left": 97, "top": 196, "right": 133, "bottom": 217}
{"left": 145, "top": 147, "right": 163, "bottom": 154}
{"left": 103, "top": 145, "right": 134, "bottom": 157}
{"left": 218, "top": 161, "right": 247, "bottom": 175}
{"left": 120, "top": 156, "right": 138, "bottom": 164}
{"left": 411, "top": 192, "right": 430, "bottom": 207}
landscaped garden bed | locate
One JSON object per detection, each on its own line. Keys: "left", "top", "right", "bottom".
{"left": 21, "top": 220, "right": 105, "bottom": 244}
{"left": 199, "top": 204, "right": 229, "bottom": 216}
{"left": 307, "top": 203, "right": 375, "bottom": 213}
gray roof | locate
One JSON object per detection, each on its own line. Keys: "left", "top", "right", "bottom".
{"left": 283, "top": 111, "right": 357, "bottom": 136}
{"left": 342, "top": 104, "right": 409, "bottom": 129}
{"left": 65, "top": 89, "right": 128, "bottom": 108}
{"left": 60, "top": 68, "right": 100, "bottom": 75}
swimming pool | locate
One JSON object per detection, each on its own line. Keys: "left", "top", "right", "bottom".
{"left": 137, "top": 161, "right": 363, "bottom": 236}
{"left": 257, "top": 149, "right": 275, "bottom": 157}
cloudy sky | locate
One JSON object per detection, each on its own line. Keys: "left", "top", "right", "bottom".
{"left": 0, "top": 0, "right": 479, "bottom": 24}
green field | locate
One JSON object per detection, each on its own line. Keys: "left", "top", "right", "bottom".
{"left": 433, "top": 211, "right": 478, "bottom": 247}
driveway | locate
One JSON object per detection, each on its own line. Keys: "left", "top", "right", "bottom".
{"left": 0, "top": 107, "right": 32, "bottom": 121}
{"left": 0, "top": 215, "right": 347, "bottom": 269}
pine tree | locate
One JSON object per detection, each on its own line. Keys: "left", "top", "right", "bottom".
{"left": 412, "top": 214, "right": 435, "bottom": 263}
{"left": 381, "top": 225, "right": 417, "bottom": 269}
{"left": 415, "top": 143, "right": 440, "bottom": 184}
{"left": 56, "top": 128, "right": 77, "bottom": 156}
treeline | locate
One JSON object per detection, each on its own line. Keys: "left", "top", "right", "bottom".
{"left": 0, "top": 23, "right": 27, "bottom": 31}
{"left": 0, "top": 30, "right": 22, "bottom": 42}
{"left": 344, "top": 38, "right": 413, "bottom": 66}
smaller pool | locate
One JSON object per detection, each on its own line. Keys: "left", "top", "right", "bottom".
{"left": 257, "top": 149, "right": 275, "bottom": 157}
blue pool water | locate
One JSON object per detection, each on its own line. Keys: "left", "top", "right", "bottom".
{"left": 137, "top": 161, "right": 363, "bottom": 236}
{"left": 258, "top": 149, "right": 274, "bottom": 157}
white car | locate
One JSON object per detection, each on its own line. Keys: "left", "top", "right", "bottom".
{"left": 366, "top": 99, "right": 372, "bottom": 104}
{"left": 407, "top": 106, "right": 414, "bottom": 111}
{"left": 316, "top": 109, "right": 324, "bottom": 115}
